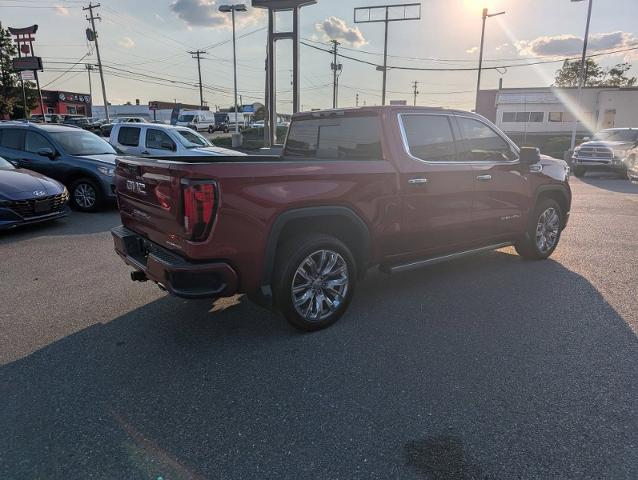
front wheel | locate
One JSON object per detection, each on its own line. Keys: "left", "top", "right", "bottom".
{"left": 69, "top": 178, "right": 103, "bottom": 212}
{"left": 515, "top": 199, "right": 563, "bottom": 260}
{"left": 274, "top": 234, "right": 356, "bottom": 331}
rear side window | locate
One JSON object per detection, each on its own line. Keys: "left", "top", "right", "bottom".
{"left": 401, "top": 115, "right": 456, "bottom": 162}
{"left": 146, "top": 129, "right": 175, "bottom": 150}
{"left": 284, "top": 115, "right": 382, "bottom": 161}
{"left": 457, "top": 117, "right": 518, "bottom": 162}
{"left": 0, "top": 128, "right": 25, "bottom": 150}
{"left": 118, "top": 126, "right": 140, "bottom": 147}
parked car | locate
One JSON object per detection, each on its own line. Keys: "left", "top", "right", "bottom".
{"left": 176, "top": 110, "right": 216, "bottom": 133}
{"left": 109, "top": 123, "right": 244, "bottom": 157}
{"left": 30, "top": 114, "right": 64, "bottom": 124}
{"left": 0, "top": 122, "right": 117, "bottom": 212}
{"left": 0, "top": 155, "right": 69, "bottom": 230}
{"left": 63, "top": 116, "right": 105, "bottom": 134}
{"left": 111, "top": 106, "right": 572, "bottom": 331}
{"left": 571, "top": 128, "right": 638, "bottom": 178}
{"left": 100, "top": 117, "right": 148, "bottom": 137}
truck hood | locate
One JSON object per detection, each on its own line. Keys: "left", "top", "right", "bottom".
{"left": 539, "top": 154, "right": 569, "bottom": 182}
{"left": 191, "top": 146, "right": 246, "bottom": 156}
{"left": 578, "top": 140, "right": 634, "bottom": 150}
{"left": 0, "top": 168, "right": 65, "bottom": 197}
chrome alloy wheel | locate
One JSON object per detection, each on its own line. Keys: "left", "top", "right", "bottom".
{"left": 536, "top": 207, "right": 560, "bottom": 253}
{"left": 74, "top": 183, "right": 96, "bottom": 209}
{"left": 291, "top": 249, "right": 349, "bottom": 322}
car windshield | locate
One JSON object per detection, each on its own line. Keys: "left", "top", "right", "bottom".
{"left": 49, "top": 130, "right": 116, "bottom": 155}
{"left": 592, "top": 130, "right": 638, "bottom": 142}
{"left": 177, "top": 129, "right": 211, "bottom": 148}
{"left": 178, "top": 114, "right": 195, "bottom": 123}
{"left": 0, "top": 156, "right": 15, "bottom": 170}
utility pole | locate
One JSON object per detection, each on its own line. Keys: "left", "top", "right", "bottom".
{"left": 330, "top": 40, "right": 342, "bottom": 108}
{"left": 356, "top": 93, "right": 359, "bottom": 107}
{"left": 475, "top": 8, "right": 505, "bottom": 112}
{"left": 188, "top": 49, "right": 206, "bottom": 108}
{"left": 412, "top": 80, "right": 419, "bottom": 106}
{"left": 570, "top": 0, "right": 593, "bottom": 151}
{"left": 86, "top": 63, "right": 93, "bottom": 99}
{"left": 83, "top": 3, "right": 109, "bottom": 123}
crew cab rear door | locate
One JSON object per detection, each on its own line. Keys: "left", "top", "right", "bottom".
{"left": 395, "top": 113, "right": 478, "bottom": 257}
{"left": 114, "top": 126, "right": 144, "bottom": 156}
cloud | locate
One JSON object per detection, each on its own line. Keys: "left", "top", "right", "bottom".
{"left": 170, "top": 0, "right": 264, "bottom": 29}
{"left": 55, "top": 5, "right": 70, "bottom": 16}
{"left": 315, "top": 16, "right": 367, "bottom": 47}
{"left": 465, "top": 46, "right": 478, "bottom": 54}
{"left": 118, "top": 37, "right": 135, "bottom": 49}
{"left": 515, "top": 31, "right": 638, "bottom": 59}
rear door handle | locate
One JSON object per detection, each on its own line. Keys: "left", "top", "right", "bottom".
{"left": 408, "top": 178, "right": 428, "bottom": 185}
{"left": 476, "top": 174, "right": 492, "bottom": 181}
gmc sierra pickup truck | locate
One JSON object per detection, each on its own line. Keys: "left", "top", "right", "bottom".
{"left": 112, "top": 107, "right": 571, "bottom": 331}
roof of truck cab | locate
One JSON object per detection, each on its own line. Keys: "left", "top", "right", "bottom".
{"left": 293, "top": 106, "right": 473, "bottom": 117}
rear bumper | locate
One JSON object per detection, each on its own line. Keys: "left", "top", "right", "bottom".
{"left": 111, "top": 225, "right": 238, "bottom": 299}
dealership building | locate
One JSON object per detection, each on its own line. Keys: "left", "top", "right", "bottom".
{"left": 477, "top": 86, "right": 638, "bottom": 137}
{"left": 31, "top": 90, "right": 92, "bottom": 117}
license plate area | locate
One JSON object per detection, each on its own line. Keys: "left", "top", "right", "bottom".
{"left": 34, "top": 200, "right": 51, "bottom": 213}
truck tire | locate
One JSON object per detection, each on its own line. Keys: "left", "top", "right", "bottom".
{"left": 573, "top": 166, "right": 586, "bottom": 178}
{"left": 515, "top": 198, "right": 563, "bottom": 260}
{"left": 273, "top": 233, "right": 357, "bottom": 331}
{"left": 69, "top": 177, "right": 103, "bottom": 212}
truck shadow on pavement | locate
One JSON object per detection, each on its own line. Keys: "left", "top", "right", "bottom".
{"left": 579, "top": 174, "right": 638, "bottom": 194}
{"left": 2, "top": 251, "right": 638, "bottom": 479}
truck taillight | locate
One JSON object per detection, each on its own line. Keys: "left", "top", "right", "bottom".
{"left": 183, "top": 182, "right": 217, "bottom": 241}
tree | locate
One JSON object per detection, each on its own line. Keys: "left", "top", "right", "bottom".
{"left": 0, "top": 25, "right": 37, "bottom": 119}
{"left": 553, "top": 58, "right": 637, "bottom": 88}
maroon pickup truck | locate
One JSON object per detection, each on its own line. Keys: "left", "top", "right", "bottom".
{"left": 112, "top": 107, "right": 571, "bottom": 330}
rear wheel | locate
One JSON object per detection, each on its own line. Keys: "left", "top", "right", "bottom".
{"left": 69, "top": 178, "right": 103, "bottom": 212}
{"left": 274, "top": 234, "right": 356, "bottom": 331}
{"left": 515, "top": 198, "right": 563, "bottom": 260}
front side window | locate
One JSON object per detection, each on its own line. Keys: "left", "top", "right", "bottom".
{"left": 25, "top": 131, "right": 53, "bottom": 154}
{"left": 401, "top": 115, "right": 456, "bottom": 162}
{"left": 0, "top": 128, "right": 25, "bottom": 151}
{"left": 457, "top": 117, "right": 517, "bottom": 162}
{"left": 284, "top": 115, "right": 382, "bottom": 161}
{"left": 178, "top": 114, "right": 195, "bottom": 123}
{"left": 146, "top": 129, "right": 175, "bottom": 150}
{"left": 177, "top": 129, "right": 210, "bottom": 148}
{"left": 117, "top": 127, "right": 141, "bottom": 147}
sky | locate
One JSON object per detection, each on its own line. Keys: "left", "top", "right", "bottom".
{"left": 2, "top": 0, "right": 637, "bottom": 112}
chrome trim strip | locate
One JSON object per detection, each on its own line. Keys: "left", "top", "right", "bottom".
{"left": 388, "top": 242, "right": 512, "bottom": 273}
{"left": 396, "top": 112, "right": 520, "bottom": 167}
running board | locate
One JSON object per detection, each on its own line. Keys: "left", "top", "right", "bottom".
{"left": 382, "top": 242, "right": 513, "bottom": 274}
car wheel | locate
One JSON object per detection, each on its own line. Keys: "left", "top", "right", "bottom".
{"left": 208, "top": 125, "right": 214, "bottom": 134}
{"left": 70, "top": 178, "right": 103, "bottom": 212}
{"left": 274, "top": 233, "right": 356, "bottom": 331}
{"left": 515, "top": 198, "right": 563, "bottom": 260}
{"left": 573, "top": 167, "right": 586, "bottom": 178}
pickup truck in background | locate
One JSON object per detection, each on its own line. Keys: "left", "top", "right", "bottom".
{"left": 111, "top": 106, "right": 571, "bottom": 331}
{"left": 572, "top": 128, "right": 638, "bottom": 178}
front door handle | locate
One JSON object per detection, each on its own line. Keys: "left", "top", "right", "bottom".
{"left": 408, "top": 178, "right": 428, "bottom": 185}
{"left": 476, "top": 174, "right": 492, "bottom": 181}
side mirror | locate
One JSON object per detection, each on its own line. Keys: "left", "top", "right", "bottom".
{"left": 520, "top": 147, "right": 541, "bottom": 165}
{"left": 37, "top": 147, "right": 56, "bottom": 159}
{"left": 582, "top": 136, "right": 590, "bottom": 142}
{"left": 161, "top": 141, "right": 176, "bottom": 151}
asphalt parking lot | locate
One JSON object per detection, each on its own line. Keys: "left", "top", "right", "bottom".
{"left": 1, "top": 175, "right": 637, "bottom": 479}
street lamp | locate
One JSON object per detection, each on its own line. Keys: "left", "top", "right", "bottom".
{"left": 570, "top": 0, "right": 593, "bottom": 151}
{"left": 219, "top": 3, "right": 247, "bottom": 146}
{"left": 475, "top": 8, "right": 505, "bottom": 112}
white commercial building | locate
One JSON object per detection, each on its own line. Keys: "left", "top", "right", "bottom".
{"left": 478, "top": 87, "right": 638, "bottom": 137}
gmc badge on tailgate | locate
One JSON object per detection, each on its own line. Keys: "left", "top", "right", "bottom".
{"left": 126, "top": 180, "right": 147, "bottom": 195}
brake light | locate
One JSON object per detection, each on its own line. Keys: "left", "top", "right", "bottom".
{"left": 183, "top": 182, "right": 216, "bottom": 241}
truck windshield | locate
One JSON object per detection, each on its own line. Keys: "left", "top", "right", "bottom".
{"left": 178, "top": 115, "right": 195, "bottom": 123}
{"left": 176, "top": 129, "right": 211, "bottom": 148}
{"left": 50, "top": 131, "right": 116, "bottom": 156}
{"left": 284, "top": 115, "right": 382, "bottom": 161}
{"left": 592, "top": 130, "right": 638, "bottom": 142}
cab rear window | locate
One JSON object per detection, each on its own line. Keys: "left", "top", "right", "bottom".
{"left": 118, "top": 126, "right": 140, "bottom": 147}
{"left": 284, "top": 115, "right": 382, "bottom": 161}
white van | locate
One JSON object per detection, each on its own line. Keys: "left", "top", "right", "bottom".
{"left": 175, "top": 110, "right": 216, "bottom": 133}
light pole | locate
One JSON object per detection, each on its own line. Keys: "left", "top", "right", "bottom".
{"left": 570, "top": 0, "right": 593, "bottom": 151}
{"left": 475, "top": 8, "right": 505, "bottom": 112}
{"left": 219, "top": 3, "right": 246, "bottom": 146}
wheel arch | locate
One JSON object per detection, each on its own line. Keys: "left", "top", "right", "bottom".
{"left": 534, "top": 185, "right": 571, "bottom": 224}
{"left": 258, "top": 206, "right": 372, "bottom": 305}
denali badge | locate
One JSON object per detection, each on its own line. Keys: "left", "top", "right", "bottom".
{"left": 126, "top": 180, "right": 147, "bottom": 195}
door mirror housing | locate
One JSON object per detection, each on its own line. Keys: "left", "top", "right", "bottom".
{"left": 37, "top": 147, "right": 56, "bottom": 159}
{"left": 519, "top": 147, "right": 541, "bottom": 166}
